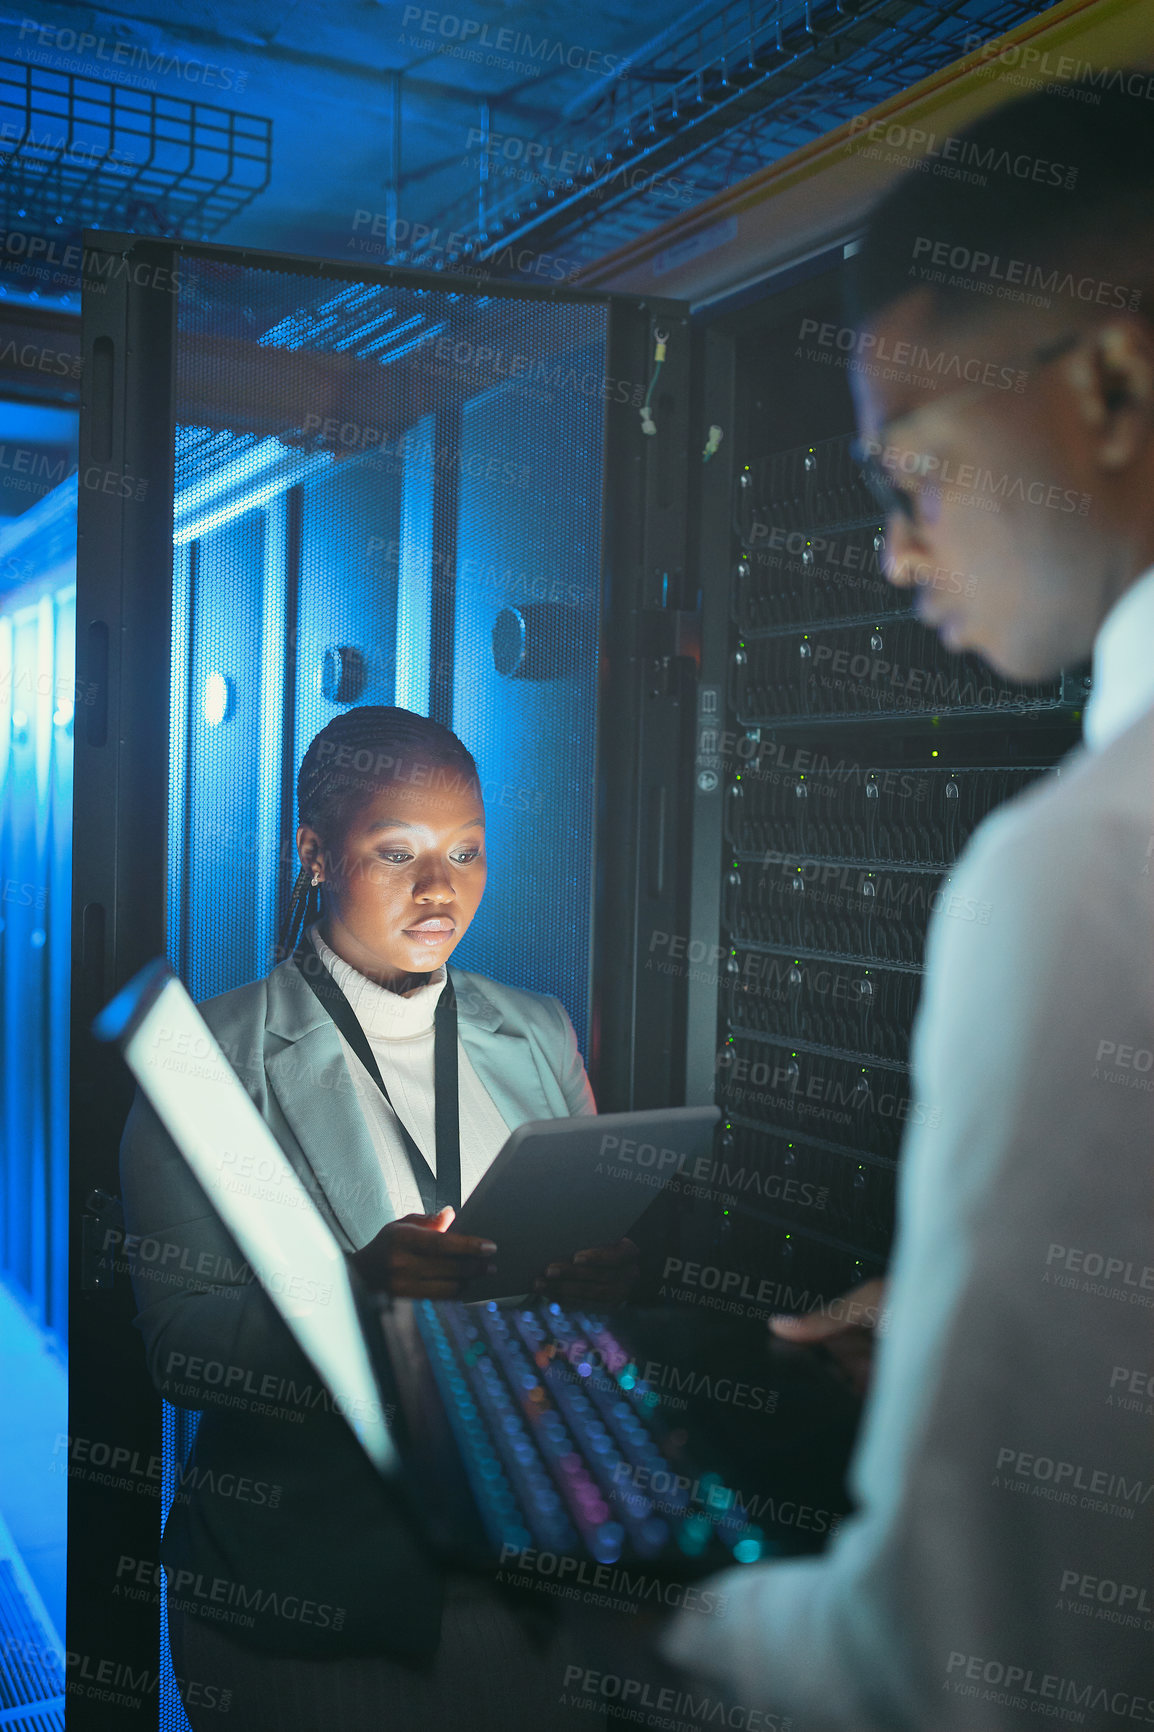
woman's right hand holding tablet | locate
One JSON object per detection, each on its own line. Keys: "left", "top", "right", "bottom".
{"left": 351, "top": 1206, "right": 497, "bottom": 1299}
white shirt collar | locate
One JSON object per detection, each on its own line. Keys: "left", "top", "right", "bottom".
{"left": 1082, "top": 565, "right": 1154, "bottom": 753}
{"left": 310, "top": 928, "right": 446, "bottom": 1041}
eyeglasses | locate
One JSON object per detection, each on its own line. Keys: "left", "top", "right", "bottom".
{"left": 851, "top": 332, "right": 1083, "bottom": 525}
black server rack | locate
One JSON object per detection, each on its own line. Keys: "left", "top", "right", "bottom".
{"left": 685, "top": 248, "right": 1086, "bottom": 1308}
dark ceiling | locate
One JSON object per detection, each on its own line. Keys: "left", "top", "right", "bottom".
{"left": 0, "top": 0, "right": 1052, "bottom": 313}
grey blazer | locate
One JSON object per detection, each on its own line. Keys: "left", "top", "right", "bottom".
{"left": 119, "top": 956, "right": 596, "bottom": 1661}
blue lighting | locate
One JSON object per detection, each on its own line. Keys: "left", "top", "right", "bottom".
{"left": 203, "top": 672, "right": 234, "bottom": 726}
{"left": 0, "top": 468, "right": 77, "bottom": 1346}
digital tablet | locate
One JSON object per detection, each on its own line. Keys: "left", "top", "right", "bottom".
{"left": 93, "top": 959, "right": 396, "bottom": 1474}
{"left": 450, "top": 1106, "right": 720, "bottom": 1300}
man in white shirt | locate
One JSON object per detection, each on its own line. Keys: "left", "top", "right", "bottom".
{"left": 660, "top": 79, "right": 1154, "bottom": 1730}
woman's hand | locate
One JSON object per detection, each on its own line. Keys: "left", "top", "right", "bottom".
{"left": 350, "top": 1206, "right": 497, "bottom": 1299}
{"left": 768, "top": 1276, "right": 887, "bottom": 1395}
{"left": 534, "top": 1237, "right": 641, "bottom": 1307}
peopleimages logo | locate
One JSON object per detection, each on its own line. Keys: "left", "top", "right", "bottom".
{"left": 63, "top": 1648, "right": 230, "bottom": 1716}
{"left": 856, "top": 433, "right": 1091, "bottom": 517}
{"left": 0, "top": 231, "right": 182, "bottom": 294}
{"left": 0, "top": 121, "right": 135, "bottom": 170}
{"left": 609, "top": 1461, "right": 843, "bottom": 1539}
{"left": 560, "top": 1667, "right": 790, "bottom": 1730}
{"left": 400, "top": 8, "right": 622, "bottom": 74}
{"left": 797, "top": 318, "right": 1026, "bottom": 391}
{"left": 496, "top": 1544, "right": 727, "bottom": 1616}
{"left": 17, "top": 19, "right": 247, "bottom": 91}
{"left": 993, "top": 1445, "right": 1154, "bottom": 1523}
{"left": 1059, "top": 1568, "right": 1153, "bottom": 1615}
{"left": 945, "top": 1652, "right": 1154, "bottom": 1723}
{"left": 961, "top": 36, "right": 1154, "bottom": 101}
{"left": 910, "top": 237, "right": 1142, "bottom": 311}
{"left": 114, "top": 1556, "right": 346, "bottom": 1632}
{"left": 847, "top": 115, "right": 1078, "bottom": 189}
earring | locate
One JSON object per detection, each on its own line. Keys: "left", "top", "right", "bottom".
{"left": 311, "top": 872, "right": 321, "bottom": 887}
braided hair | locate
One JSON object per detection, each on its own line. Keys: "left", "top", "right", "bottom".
{"left": 275, "top": 706, "right": 480, "bottom": 961}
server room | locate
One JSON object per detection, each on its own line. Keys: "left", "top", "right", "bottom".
{"left": 0, "top": 1, "right": 1152, "bottom": 1729}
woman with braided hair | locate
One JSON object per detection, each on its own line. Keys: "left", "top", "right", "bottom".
{"left": 118, "top": 705, "right": 634, "bottom": 1730}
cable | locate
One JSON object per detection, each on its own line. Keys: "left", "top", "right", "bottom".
{"left": 639, "top": 327, "right": 668, "bottom": 436}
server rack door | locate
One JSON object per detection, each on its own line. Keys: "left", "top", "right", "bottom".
{"left": 71, "top": 235, "right": 691, "bottom": 1731}
{"left": 685, "top": 252, "right": 1085, "bottom": 1315}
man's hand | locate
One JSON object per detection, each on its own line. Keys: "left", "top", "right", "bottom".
{"left": 351, "top": 1206, "right": 496, "bottom": 1299}
{"left": 534, "top": 1238, "right": 641, "bottom": 1306}
{"left": 769, "top": 1276, "right": 888, "bottom": 1395}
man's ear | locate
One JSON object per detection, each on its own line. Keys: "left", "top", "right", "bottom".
{"left": 1066, "top": 319, "right": 1154, "bottom": 470}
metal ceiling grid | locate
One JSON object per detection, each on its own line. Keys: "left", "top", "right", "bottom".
{"left": 0, "top": 54, "right": 271, "bottom": 243}
{"left": 397, "top": 0, "right": 1048, "bottom": 275}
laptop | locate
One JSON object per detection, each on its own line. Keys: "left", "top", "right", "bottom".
{"left": 95, "top": 959, "right": 860, "bottom": 1577}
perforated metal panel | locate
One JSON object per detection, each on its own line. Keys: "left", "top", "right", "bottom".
{"left": 451, "top": 332, "right": 606, "bottom": 1039}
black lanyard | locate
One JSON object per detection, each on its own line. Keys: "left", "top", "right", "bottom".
{"left": 292, "top": 935, "right": 461, "bottom": 1214}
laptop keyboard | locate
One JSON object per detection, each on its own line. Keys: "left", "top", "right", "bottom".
{"left": 413, "top": 1299, "right": 770, "bottom": 1567}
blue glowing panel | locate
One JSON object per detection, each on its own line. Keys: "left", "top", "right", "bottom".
{"left": 294, "top": 456, "right": 402, "bottom": 772}
{"left": 0, "top": 471, "right": 75, "bottom": 1343}
{"left": 183, "top": 510, "right": 265, "bottom": 1002}
{"left": 1, "top": 602, "right": 50, "bottom": 1312}
{"left": 394, "top": 414, "right": 434, "bottom": 716}
{"left": 450, "top": 328, "right": 608, "bottom": 1055}
{"left": 46, "top": 588, "right": 72, "bottom": 1339}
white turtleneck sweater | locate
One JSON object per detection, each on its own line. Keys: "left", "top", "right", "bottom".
{"left": 310, "top": 929, "right": 511, "bottom": 1216}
